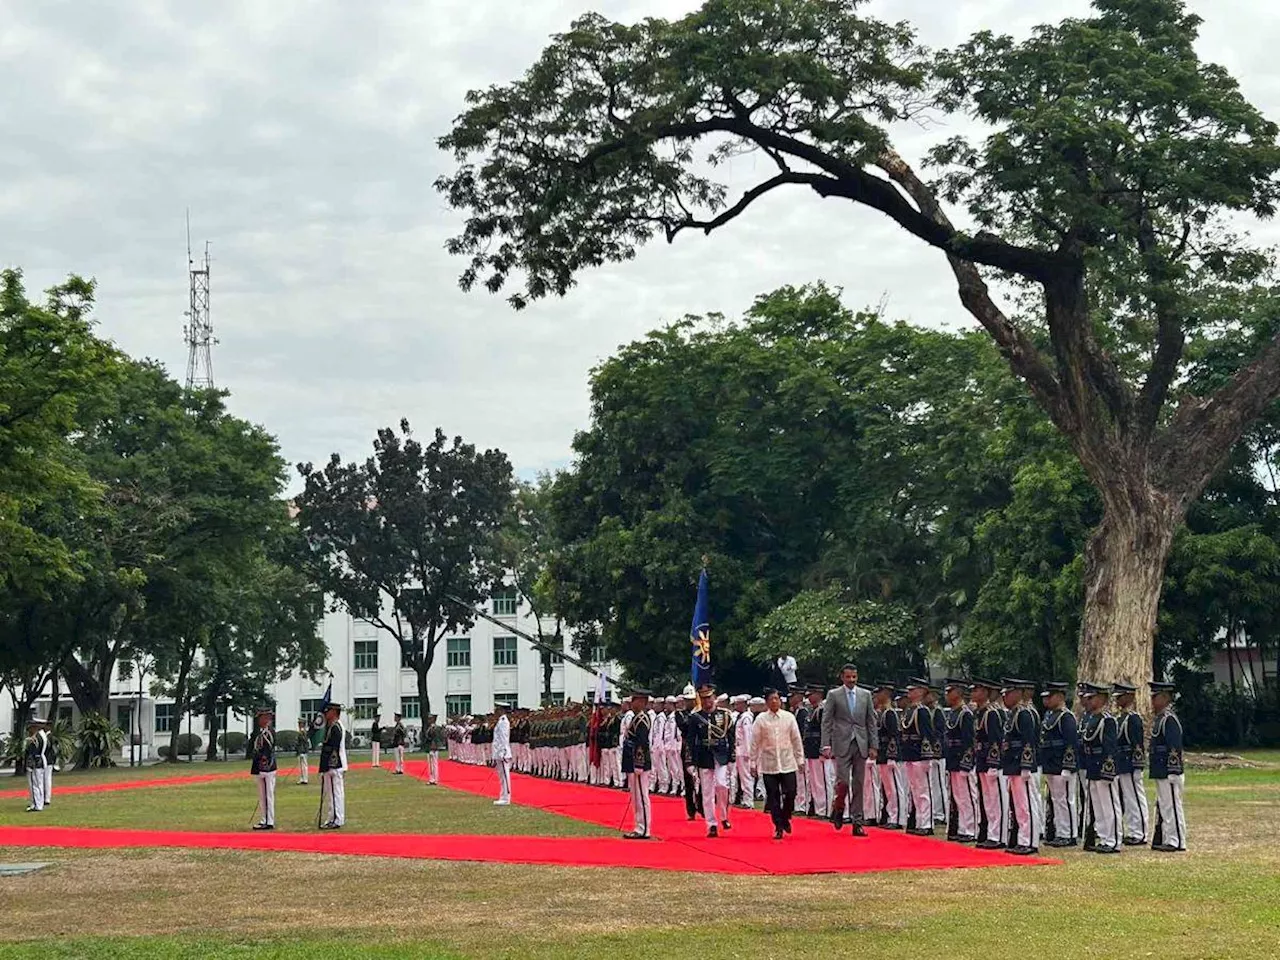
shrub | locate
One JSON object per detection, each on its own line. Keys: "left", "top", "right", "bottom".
{"left": 273, "top": 730, "right": 300, "bottom": 753}
{"left": 218, "top": 732, "right": 247, "bottom": 754}
{"left": 75, "top": 712, "right": 123, "bottom": 768}
{"left": 158, "top": 733, "right": 203, "bottom": 759}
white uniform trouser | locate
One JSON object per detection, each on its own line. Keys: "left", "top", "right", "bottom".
{"left": 794, "top": 754, "right": 808, "bottom": 810}
{"left": 371, "top": 742, "right": 381, "bottom": 767}
{"left": 876, "top": 761, "right": 900, "bottom": 824}
{"left": 1118, "top": 769, "right": 1149, "bottom": 842}
{"left": 905, "top": 761, "right": 934, "bottom": 827}
{"left": 628, "top": 770, "right": 652, "bottom": 837}
{"left": 322, "top": 769, "right": 346, "bottom": 826}
{"left": 26, "top": 765, "right": 44, "bottom": 810}
{"left": 698, "top": 764, "right": 731, "bottom": 828}
{"left": 1030, "top": 770, "right": 1044, "bottom": 842}
{"left": 256, "top": 771, "right": 276, "bottom": 826}
{"left": 930, "top": 758, "right": 948, "bottom": 823}
{"left": 43, "top": 763, "right": 52, "bottom": 804}
{"left": 394, "top": 745, "right": 405, "bottom": 774}
{"left": 427, "top": 751, "right": 440, "bottom": 783}
{"left": 949, "top": 769, "right": 978, "bottom": 838}
{"left": 978, "top": 770, "right": 1006, "bottom": 843}
{"left": 805, "top": 758, "right": 832, "bottom": 817}
{"left": 734, "top": 756, "right": 754, "bottom": 808}
{"left": 496, "top": 757, "right": 512, "bottom": 802}
{"left": 652, "top": 748, "right": 668, "bottom": 792}
{"left": 1046, "top": 772, "right": 1078, "bottom": 841}
{"left": 1007, "top": 771, "right": 1036, "bottom": 847}
{"left": 1154, "top": 774, "right": 1187, "bottom": 850}
{"left": 1087, "top": 778, "right": 1121, "bottom": 849}
{"left": 297, "top": 753, "right": 309, "bottom": 783}
{"left": 863, "top": 758, "right": 881, "bottom": 823}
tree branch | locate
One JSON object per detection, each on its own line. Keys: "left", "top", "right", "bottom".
{"left": 665, "top": 172, "right": 827, "bottom": 239}
{"left": 1134, "top": 217, "right": 1187, "bottom": 439}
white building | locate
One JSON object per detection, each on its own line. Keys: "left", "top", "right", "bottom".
{"left": 2, "top": 588, "right": 619, "bottom": 761}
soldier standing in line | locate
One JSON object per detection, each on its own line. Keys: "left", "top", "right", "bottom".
{"left": 424, "top": 714, "right": 445, "bottom": 784}
{"left": 942, "top": 679, "right": 978, "bottom": 843}
{"left": 1040, "top": 681, "right": 1079, "bottom": 847}
{"left": 675, "top": 690, "right": 700, "bottom": 818}
{"left": 1078, "top": 682, "right": 1121, "bottom": 854}
{"left": 391, "top": 713, "right": 407, "bottom": 775}
{"left": 1113, "top": 683, "right": 1149, "bottom": 846}
{"left": 23, "top": 718, "right": 45, "bottom": 812}
{"left": 622, "top": 688, "right": 654, "bottom": 839}
{"left": 1148, "top": 681, "right": 1187, "bottom": 852}
{"left": 800, "top": 684, "right": 830, "bottom": 818}
{"left": 731, "top": 695, "right": 755, "bottom": 809}
{"left": 999, "top": 678, "right": 1040, "bottom": 855}
{"left": 786, "top": 687, "right": 809, "bottom": 814}
{"left": 251, "top": 707, "right": 277, "bottom": 830}
{"left": 369, "top": 715, "right": 382, "bottom": 770}
{"left": 923, "top": 685, "right": 949, "bottom": 827}
{"left": 871, "top": 683, "right": 902, "bottom": 829}
{"left": 900, "top": 679, "right": 934, "bottom": 835}
{"left": 319, "top": 702, "right": 348, "bottom": 830}
{"left": 970, "top": 679, "right": 1004, "bottom": 848}
{"left": 37, "top": 718, "right": 54, "bottom": 806}
{"left": 296, "top": 718, "right": 311, "bottom": 785}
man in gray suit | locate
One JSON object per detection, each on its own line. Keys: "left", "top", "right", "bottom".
{"left": 821, "top": 663, "right": 879, "bottom": 836}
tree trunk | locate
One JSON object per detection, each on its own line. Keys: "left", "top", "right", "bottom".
{"left": 49, "top": 671, "right": 60, "bottom": 725}
{"left": 205, "top": 710, "right": 220, "bottom": 762}
{"left": 167, "top": 645, "right": 194, "bottom": 763}
{"left": 1077, "top": 488, "right": 1180, "bottom": 715}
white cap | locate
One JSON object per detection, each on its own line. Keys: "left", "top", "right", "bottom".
{"left": 664, "top": 695, "right": 677, "bottom": 703}
{"left": 716, "top": 693, "right": 728, "bottom": 703}
{"left": 749, "top": 696, "right": 765, "bottom": 706}
{"left": 682, "top": 684, "right": 696, "bottom": 699}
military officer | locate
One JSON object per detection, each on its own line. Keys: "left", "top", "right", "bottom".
{"left": 1149, "top": 681, "right": 1187, "bottom": 852}
{"left": 731, "top": 695, "right": 755, "bottom": 808}
{"left": 390, "top": 712, "right": 407, "bottom": 775}
{"left": 1040, "top": 681, "right": 1079, "bottom": 847}
{"left": 37, "top": 718, "right": 55, "bottom": 805}
{"left": 1000, "top": 678, "right": 1040, "bottom": 854}
{"left": 942, "top": 679, "right": 978, "bottom": 843}
{"left": 923, "top": 685, "right": 949, "bottom": 826}
{"left": 900, "top": 679, "right": 934, "bottom": 834}
{"left": 1078, "top": 682, "right": 1121, "bottom": 853}
{"left": 685, "top": 684, "right": 735, "bottom": 836}
{"left": 1113, "top": 683, "right": 1149, "bottom": 845}
{"left": 491, "top": 702, "right": 513, "bottom": 805}
{"left": 871, "top": 682, "right": 902, "bottom": 829}
{"left": 251, "top": 706, "right": 277, "bottom": 830}
{"left": 800, "top": 684, "right": 830, "bottom": 818}
{"left": 424, "top": 714, "right": 445, "bottom": 784}
{"left": 622, "top": 688, "right": 654, "bottom": 839}
{"left": 970, "top": 679, "right": 1005, "bottom": 848}
{"left": 787, "top": 686, "right": 809, "bottom": 813}
{"left": 675, "top": 689, "right": 700, "bottom": 818}
{"left": 369, "top": 715, "right": 382, "bottom": 769}
{"left": 23, "top": 718, "right": 45, "bottom": 812}
{"left": 319, "top": 702, "right": 348, "bottom": 829}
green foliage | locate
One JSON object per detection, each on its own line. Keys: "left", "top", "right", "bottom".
{"left": 158, "top": 733, "right": 203, "bottom": 760}
{"left": 751, "top": 586, "right": 919, "bottom": 682}
{"left": 217, "top": 732, "right": 248, "bottom": 754}
{"left": 75, "top": 712, "right": 123, "bottom": 768}
{"left": 271, "top": 730, "right": 298, "bottom": 753}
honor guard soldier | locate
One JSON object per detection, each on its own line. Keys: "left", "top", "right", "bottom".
{"left": 923, "top": 685, "right": 949, "bottom": 826}
{"left": 37, "top": 718, "right": 54, "bottom": 805}
{"left": 391, "top": 713, "right": 408, "bottom": 775}
{"left": 731, "top": 695, "right": 755, "bottom": 809}
{"left": 1113, "top": 683, "right": 1149, "bottom": 845}
{"left": 424, "top": 714, "right": 446, "bottom": 784}
{"left": 1000, "top": 679, "right": 1040, "bottom": 854}
{"left": 786, "top": 687, "right": 809, "bottom": 813}
{"left": 800, "top": 684, "right": 830, "bottom": 818}
{"left": 491, "top": 703, "right": 513, "bottom": 805}
{"left": 319, "top": 702, "right": 348, "bottom": 829}
{"left": 872, "top": 682, "right": 902, "bottom": 829}
{"left": 1078, "top": 682, "right": 1121, "bottom": 853}
{"left": 23, "top": 718, "right": 45, "bottom": 812}
{"left": 1149, "top": 681, "right": 1187, "bottom": 852}
{"left": 622, "top": 688, "right": 654, "bottom": 839}
{"left": 251, "top": 707, "right": 277, "bottom": 830}
{"left": 369, "top": 715, "right": 382, "bottom": 769}
{"left": 1040, "top": 681, "right": 1079, "bottom": 847}
{"left": 686, "top": 684, "right": 735, "bottom": 836}
{"left": 900, "top": 679, "right": 934, "bottom": 834}
{"left": 942, "top": 679, "right": 978, "bottom": 843}
{"left": 675, "top": 689, "right": 700, "bottom": 818}
{"left": 296, "top": 719, "right": 311, "bottom": 784}
{"left": 970, "top": 679, "right": 1004, "bottom": 848}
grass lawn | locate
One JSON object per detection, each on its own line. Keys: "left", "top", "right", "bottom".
{"left": 0, "top": 752, "right": 1276, "bottom": 959}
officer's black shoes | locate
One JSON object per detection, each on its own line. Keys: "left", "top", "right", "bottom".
{"left": 320, "top": 821, "right": 342, "bottom": 830}
{"left": 1152, "top": 843, "right": 1185, "bottom": 853}
{"left": 772, "top": 829, "right": 784, "bottom": 840}
{"left": 831, "top": 815, "right": 845, "bottom": 832}
{"left": 1046, "top": 838, "right": 1074, "bottom": 847}
{"left": 782, "top": 821, "right": 792, "bottom": 834}
{"left": 909, "top": 827, "right": 935, "bottom": 837}
{"left": 1009, "top": 845, "right": 1038, "bottom": 856}
{"left": 975, "top": 839, "right": 1001, "bottom": 849}
{"left": 881, "top": 823, "right": 903, "bottom": 831}
{"left": 721, "top": 820, "right": 732, "bottom": 831}
{"left": 1093, "top": 844, "right": 1120, "bottom": 854}
{"left": 852, "top": 824, "right": 867, "bottom": 837}
{"left": 954, "top": 835, "right": 978, "bottom": 844}
{"left": 622, "top": 832, "right": 650, "bottom": 841}
{"left": 252, "top": 823, "right": 275, "bottom": 831}
{"left": 707, "top": 826, "right": 719, "bottom": 838}
{"left": 1122, "top": 837, "right": 1146, "bottom": 846}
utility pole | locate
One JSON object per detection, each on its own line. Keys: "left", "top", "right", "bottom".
{"left": 183, "top": 210, "right": 215, "bottom": 391}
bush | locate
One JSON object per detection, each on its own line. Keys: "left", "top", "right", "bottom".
{"left": 218, "top": 732, "right": 247, "bottom": 754}
{"left": 158, "top": 733, "right": 203, "bottom": 759}
{"left": 75, "top": 711, "right": 123, "bottom": 768}
{"left": 1170, "top": 667, "right": 1280, "bottom": 748}
{"left": 274, "top": 730, "right": 300, "bottom": 752}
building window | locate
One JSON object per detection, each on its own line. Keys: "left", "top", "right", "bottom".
{"left": 401, "top": 646, "right": 417, "bottom": 669}
{"left": 353, "top": 639, "right": 378, "bottom": 671}
{"left": 57, "top": 705, "right": 73, "bottom": 724}
{"left": 446, "top": 637, "right": 471, "bottom": 667}
{"left": 400, "top": 697, "right": 421, "bottom": 719}
{"left": 493, "top": 636, "right": 517, "bottom": 667}
{"left": 353, "top": 697, "right": 379, "bottom": 721}
{"left": 300, "top": 698, "right": 325, "bottom": 720}
{"left": 494, "top": 694, "right": 518, "bottom": 710}
{"left": 155, "top": 703, "right": 175, "bottom": 733}
{"left": 590, "top": 645, "right": 607, "bottom": 664}
{"left": 445, "top": 695, "right": 471, "bottom": 718}
{"left": 492, "top": 588, "right": 518, "bottom": 617}
{"left": 117, "top": 705, "right": 133, "bottom": 734}
{"left": 542, "top": 692, "right": 566, "bottom": 707}
{"left": 540, "top": 648, "right": 564, "bottom": 665}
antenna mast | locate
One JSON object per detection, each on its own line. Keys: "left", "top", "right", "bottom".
{"left": 183, "top": 210, "right": 215, "bottom": 390}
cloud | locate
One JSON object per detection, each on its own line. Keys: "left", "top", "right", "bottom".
{"left": 1, "top": 0, "right": 1276, "bottom": 490}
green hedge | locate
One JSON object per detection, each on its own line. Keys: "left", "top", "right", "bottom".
{"left": 157, "top": 733, "right": 203, "bottom": 758}
{"left": 274, "top": 730, "right": 301, "bottom": 752}
{"left": 217, "top": 732, "right": 247, "bottom": 754}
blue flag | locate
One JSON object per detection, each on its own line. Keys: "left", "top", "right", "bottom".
{"left": 690, "top": 568, "right": 711, "bottom": 688}
{"left": 319, "top": 680, "right": 332, "bottom": 713}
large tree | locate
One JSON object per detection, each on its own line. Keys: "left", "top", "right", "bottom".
{"left": 295, "top": 422, "right": 513, "bottom": 723}
{"left": 438, "top": 0, "right": 1280, "bottom": 695}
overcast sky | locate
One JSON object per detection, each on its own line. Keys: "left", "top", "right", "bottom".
{"left": 3, "top": 0, "right": 1277, "bottom": 489}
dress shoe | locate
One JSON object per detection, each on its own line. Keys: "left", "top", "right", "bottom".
{"left": 707, "top": 826, "right": 718, "bottom": 838}
{"left": 1152, "top": 843, "right": 1185, "bottom": 853}
{"left": 1122, "top": 837, "right": 1146, "bottom": 846}
{"left": 773, "top": 829, "right": 784, "bottom": 840}
{"left": 852, "top": 824, "right": 867, "bottom": 837}
{"left": 1093, "top": 844, "right": 1120, "bottom": 854}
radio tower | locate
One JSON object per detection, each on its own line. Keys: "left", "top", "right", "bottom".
{"left": 183, "top": 211, "right": 215, "bottom": 390}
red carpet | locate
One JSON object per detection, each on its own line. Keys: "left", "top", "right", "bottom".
{"left": 0, "top": 759, "right": 1058, "bottom": 874}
